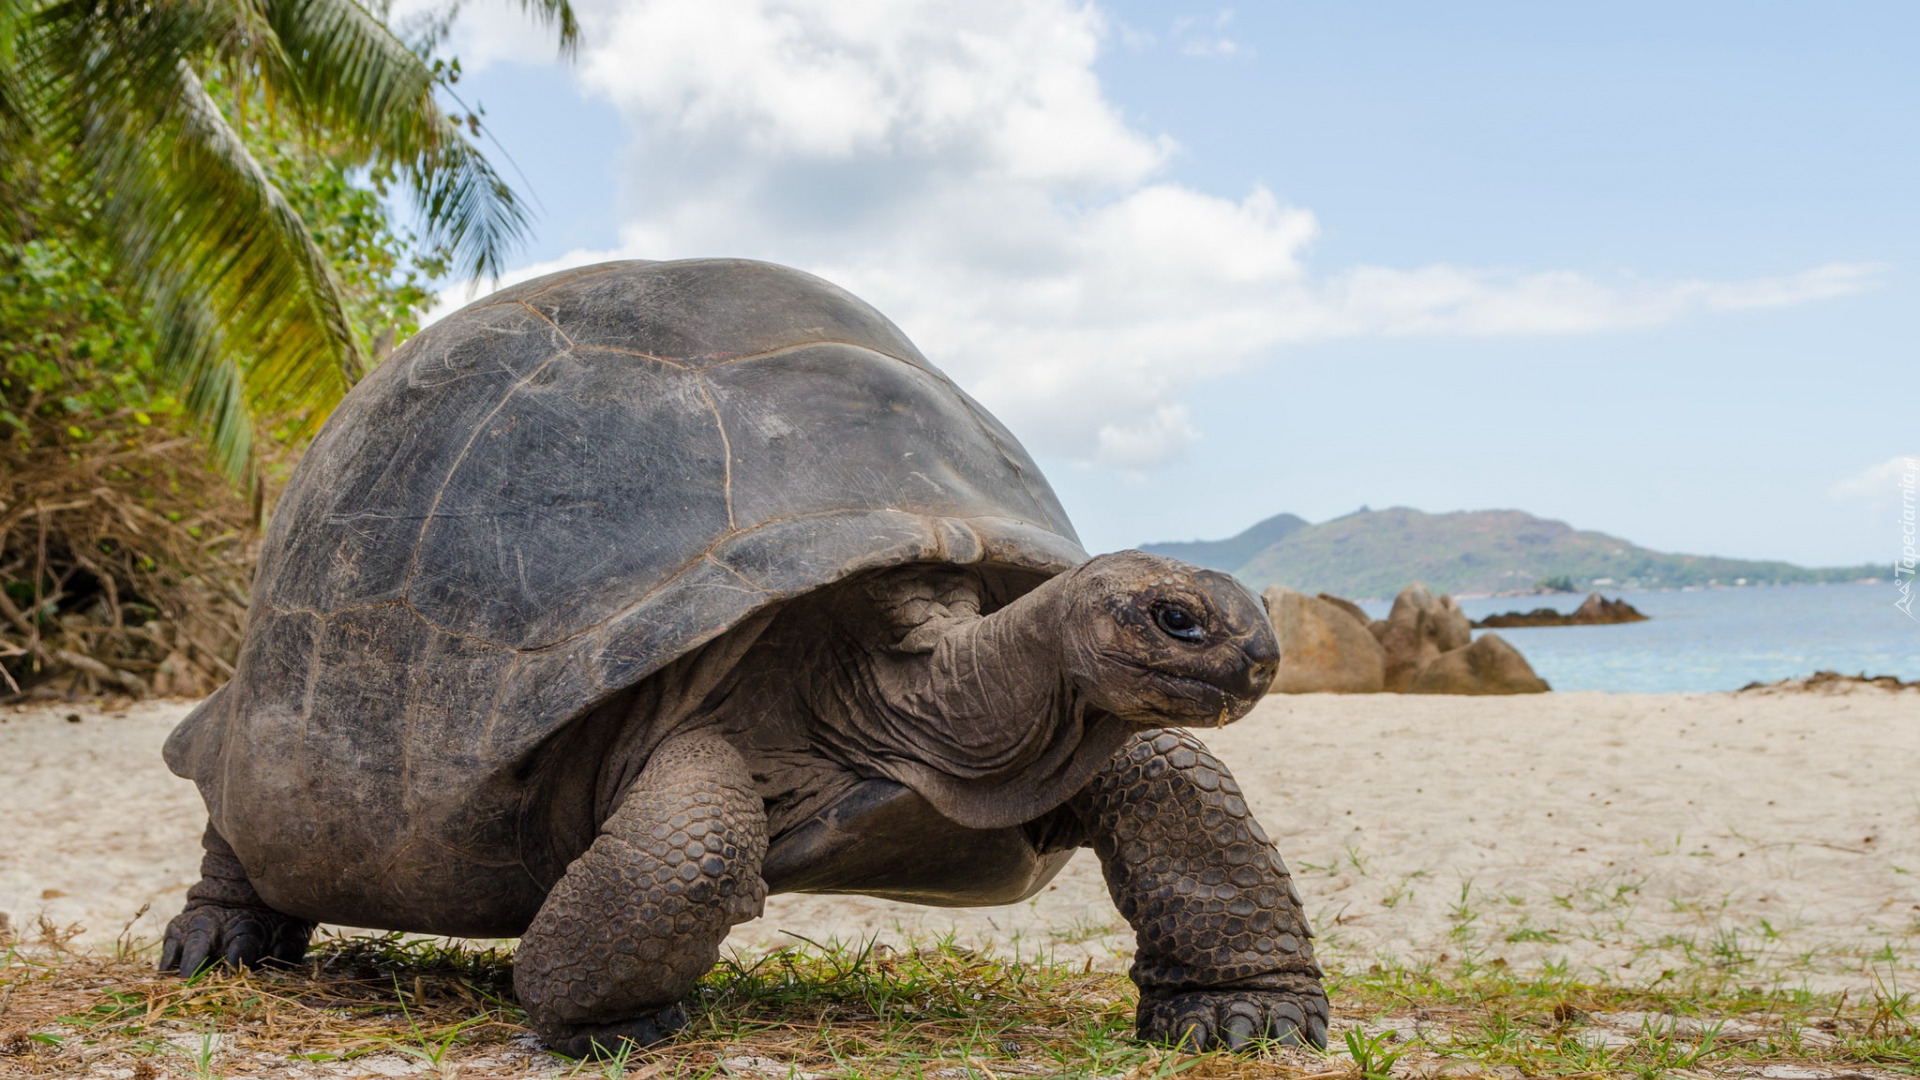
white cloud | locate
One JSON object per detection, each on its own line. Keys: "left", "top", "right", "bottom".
{"left": 1174, "top": 8, "right": 1243, "bottom": 58}
{"left": 1098, "top": 404, "right": 1202, "bottom": 472}
{"left": 1834, "top": 455, "right": 1920, "bottom": 500}
{"left": 424, "top": 0, "right": 1881, "bottom": 471}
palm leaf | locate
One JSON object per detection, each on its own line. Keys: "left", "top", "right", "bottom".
{"left": 0, "top": 0, "right": 27, "bottom": 134}
{"left": 0, "top": 0, "right": 34, "bottom": 236}
{"left": 257, "top": 0, "right": 534, "bottom": 278}
{"left": 151, "top": 292, "right": 259, "bottom": 486}
{"left": 16, "top": 0, "right": 576, "bottom": 481}
{"left": 509, "top": 0, "right": 578, "bottom": 58}
{"left": 27, "top": 1, "right": 362, "bottom": 464}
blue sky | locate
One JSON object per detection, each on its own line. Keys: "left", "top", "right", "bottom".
{"left": 415, "top": 1, "right": 1914, "bottom": 569}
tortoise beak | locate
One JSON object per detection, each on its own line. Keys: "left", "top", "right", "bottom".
{"left": 1234, "top": 620, "right": 1280, "bottom": 700}
{"left": 1201, "top": 570, "right": 1280, "bottom": 706}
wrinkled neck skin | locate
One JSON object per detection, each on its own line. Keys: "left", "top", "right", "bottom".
{"left": 591, "top": 566, "right": 1134, "bottom": 841}
{"left": 813, "top": 567, "right": 1134, "bottom": 831}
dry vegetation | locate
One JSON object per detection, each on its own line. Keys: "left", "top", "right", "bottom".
{"left": 2, "top": 924, "right": 1916, "bottom": 1080}
{"left": 0, "top": 418, "right": 257, "bottom": 703}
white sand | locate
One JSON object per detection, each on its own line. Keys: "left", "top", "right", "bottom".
{"left": 4, "top": 690, "right": 1916, "bottom": 990}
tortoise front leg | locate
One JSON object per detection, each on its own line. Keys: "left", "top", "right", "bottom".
{"left": 1070, "top": 729, "right": 1328, "bottom": 1052}
{"left": 514, "top": 729, "right": 768, "bottom": 1059}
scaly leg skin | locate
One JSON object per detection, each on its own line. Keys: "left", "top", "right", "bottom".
{"left": 515, "top": 730, "right": 769, "bottom": 1059}
{"left": 1071, "top": 730, "right": 1329, "bottom": 1053}
{"left": 160, "top": 824, "right": 314, "bottom": 976}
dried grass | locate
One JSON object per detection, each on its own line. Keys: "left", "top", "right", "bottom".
{"left": 0, "top": 933, "right": 1331, "bottom": 1079}
{"left": 0, "top": 411, "right": 259, "bottom": 702}
{"left": 3, "top": 929, "right": 1916, "bottom": 1079}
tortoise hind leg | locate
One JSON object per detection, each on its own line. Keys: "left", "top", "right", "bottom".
{"left": 515, "top": 730, "right": 768, "bottom": 1059}
{"left": 161, "top": 824, "right": 314, "bottom": 976}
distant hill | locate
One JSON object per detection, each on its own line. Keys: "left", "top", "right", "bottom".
{"left": 1139, "top": 507, "right": 1882, "bottom": 599}
{"left": 1137, "top": 512, "right": 1309, "bottom": 572}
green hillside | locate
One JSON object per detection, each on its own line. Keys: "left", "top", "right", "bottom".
{"left": 1140, "top": 507, "right": 1881, "bottom": 598}
{"left": 1137, "top": 512, "right": 1308, "bottom": 572}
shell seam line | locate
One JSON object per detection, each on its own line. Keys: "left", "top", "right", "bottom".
{"left": 697, "top": 339, "right": 921, "bottom": 371}
{"left": 694, "top": 372, "right": 736, "bottom": 530}
{"left": 258, "top": 599, "right": 405, "bottom": 621}
{"left": 401, "top": 332, "right": 573, "bottom": 595}
{"left": 514, "top": 301, "right": 577, "bottom": 347}
{"left": 702, "top": 553, "right": 764, "bottom": 592}
{"left": 574, "top": 344, "right": 690, "bottom": 370}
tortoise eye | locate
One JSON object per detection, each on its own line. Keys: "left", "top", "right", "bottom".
{"left": 1153, "top": 603, "right": 1205, "bottom": 643}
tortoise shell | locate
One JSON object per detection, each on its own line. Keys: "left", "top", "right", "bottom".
{"left": 164, "top": 259, "right": 1085, "bottom": 931}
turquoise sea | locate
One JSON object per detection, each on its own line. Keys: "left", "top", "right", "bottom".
{"left": 1353, "top": 582, "right": 1920, "bottom": 693}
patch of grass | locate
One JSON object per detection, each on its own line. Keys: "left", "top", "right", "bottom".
{"left": 0, "top": 934, "right": 1325, "bottom": 1078}
{"left": 1332, "top": 955, "right": 1920, "bottom": 1078}
{"left": 1040, "top": 911, "right": 1128, "bottom": 946}
{"left": 1341, "top": 1027, "right": 1401, "bottom": 1080}
{"left": 3, "top": 932, "right": 1919, "bottom": 1078}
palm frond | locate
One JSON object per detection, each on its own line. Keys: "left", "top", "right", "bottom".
{"left": 150, "top": 292, "right": 258, "bottom": 486}
{"left": 0, "top": 0, "right": 35, "bottom": 236}
{"left": 27, "top": 2, "right": 363, "bottom": 472}
{"left": 0, "top": 0, "right": 27, "bottom": 128}
{"left": 162, "top": 62, "right": 364, "bottom": 418}
{"left": 258, "top": 0, "right": 439, "bottom": 150}
{"left": 258, "top": 0, "right": 533, "bottom": 279}
{"left": 14, "top": 0, "right": 577, "bottom": 482}
{"left": 405, "top": 112, "right": 527, "bottom": 280}
{"left": 510, "top": 0, "right": 579, "bottom": 58}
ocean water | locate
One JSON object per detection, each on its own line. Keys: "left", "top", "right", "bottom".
{"left": 1352, "top": 582, "right": 1920, "bottom": 693}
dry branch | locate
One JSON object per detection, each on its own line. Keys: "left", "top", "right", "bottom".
{"left": 0, "top": 411, "right": 260, "bottom": 700}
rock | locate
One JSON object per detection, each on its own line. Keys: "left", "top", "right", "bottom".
{"left": 1262, "top": 586, "right": 1387, "bottom": 693}
{"left": 1737, "top": 670, "right": 1920, "bottom": 695}
{"left": 1377, "top": 584, "right": 1473, "bottom": 691}
{"left": 1572, "top": 592, "right": 1647, "bottom": 624}
{"left": 1316, "top": 593, "right": 1372, "bottom": 629}
{"left": 1409, "top": 633, "right": 1551, "bottom": 695}
{"left": 1436, "top": 594, "right": 1471, "bottom": 647}
{"left": 1474, "top": 592, "right": 1648, "bottom": 628}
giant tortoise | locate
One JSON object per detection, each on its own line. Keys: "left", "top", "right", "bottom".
{"left": 161, "top": 259, "right": 1328, "bottom": 1055}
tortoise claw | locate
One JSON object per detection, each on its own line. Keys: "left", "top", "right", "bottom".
{"left": 1138, "top": 988, "right": 1330, "bottom": 1053}
{"left": 159, "top": 904, "right": 312, "bottom": 977}
{"left": 543, "top": 1003, "right": 688, "bottom": 1059}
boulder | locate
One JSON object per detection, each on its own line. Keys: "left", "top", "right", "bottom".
{"left": 1571, "top": 592, "right": 1648, "bottom": 624}
{"left": 1409, "top": 633, "right": 1551, "bottom": 695}
{"left": 1316, "top": 592, "right": 1373, "bottom": 629}
{"left": 1474, "top": 592, "right": 1649, "bottom": 628}
{"left": 1262, "top": 586, "right": 1387, "bottom": 693}
{"left": 1377, "top": 583, "right": 1473, "bottom": 691}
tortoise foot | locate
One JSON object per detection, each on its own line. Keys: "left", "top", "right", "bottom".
{"left": 1137, "top": 986, "right": 1330, "bottom": 1053}
{"left": 543, "top": 1003, "right": 688, "bottom": 1059}
{"left": 159, "top": 903, "right": 312, "bottom": 976}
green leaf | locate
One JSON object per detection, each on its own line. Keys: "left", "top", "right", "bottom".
{"left": 10, "top": 0, "right": 576, "bottom": 484}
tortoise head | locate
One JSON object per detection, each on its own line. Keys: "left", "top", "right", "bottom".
{"left": 1056, "top": 550, "right": 1279, "bottom": 727}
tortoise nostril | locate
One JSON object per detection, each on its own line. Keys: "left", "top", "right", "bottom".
{"left": 1244, "top": 630, "right": 1281, "bottom": 672}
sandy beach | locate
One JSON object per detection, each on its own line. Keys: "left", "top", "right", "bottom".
{"left": 4, "top": 689, "right": 1916, "bottom": 991}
